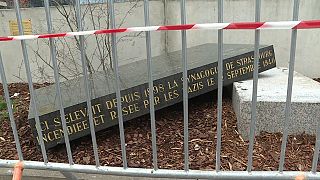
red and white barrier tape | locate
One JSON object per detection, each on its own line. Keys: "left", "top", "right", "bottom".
{"left": 1, "top": 20, "right": 320, "bottom": 42}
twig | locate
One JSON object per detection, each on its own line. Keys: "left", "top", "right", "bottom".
{"left": 189, "top": 139, "right": 213, "bottom": 143}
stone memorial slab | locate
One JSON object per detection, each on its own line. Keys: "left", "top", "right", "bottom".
{"left": 28, "top": 43, "right": 276, "bottom": 149}
{"left": 233, "top": 67, "right": 320, "bottom": 140}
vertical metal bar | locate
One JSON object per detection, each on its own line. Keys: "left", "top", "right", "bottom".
{"left": 312, "top": 135, "right": 320, "bottom": 173}
{"left": 312, "top": 122, "right": 320, "bottom": 170}
{"left": 0, "top": 52, "right": 23, "bottom": 161}
{"left": 144, "top": 0, "right": 158, "bottom": 170}
{"left": 278, "top": 0, "right": 300, "bottom": 172}
{"left": 43, "top": 0, "right": 73, "bottom": 165}
{"left": 180, "top": 0, "right": 189, "bottom": 172}
{"left": 163, "top": 0, "right": 168, "bottom": 54}
{"left": 312, "top": 127, "right": 320, "bottom": 172}
{"left": 75, "top": 0, "right": 100, "bottom": 167}
{"left": 247, "top": 0, "right": 261, "bottom": 172}
{"left": 13, "top": 0, "right": 48, "bottom": 163}
{"left": 215, "top": 0, "right": 223, "bottom": 172}
{"left": 108, "top": 0, "right": 128, "bottom": 169}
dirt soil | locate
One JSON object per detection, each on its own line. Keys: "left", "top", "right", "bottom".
{"left": 0, "top": 83, "right": 319, "bottom": 171}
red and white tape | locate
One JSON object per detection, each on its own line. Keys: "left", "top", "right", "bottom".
{"left": 1, "top": 20, "right": 320, "bottom": 42}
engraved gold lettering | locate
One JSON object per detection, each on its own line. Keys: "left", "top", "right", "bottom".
{"left": 74, "top": 110, "right": 81, "bottom": 120}
{"left": 76, "top": 121, "right": 83, "bottom": 132}
{"left": 41, "top": 121, "right": 49, "bottom": 131}
{"left": 168, "top": 80, "right": 179, "bottom": 90}
{"left": 164, "top": 90, "right": 179, "bottom": 101}
{"left": 82, "top": 120, "right": 89, "bottom": 130}
{"left": 47, "top": 131, "right": 54, "bottom": 141}
{"left": 154, "top": 96, "right": 160, "bottom": 105}
{"left": 110, "top": 111, "right": 117, "bottom": 120}
{"left": 94, "top": 115, "right": 105, "bottom": 126}
{"left": 53, "top": 129, "right": 61, "bottom": 140}
{"left": 143, "top": 99, "right": 149, "bottom": 109}
{"left": 54, "top": 117, "right": 61, "bottom": 127}
{"left": 79, "top": 108, "right": 87, "bottom": 117}
{"left": 95, "top": 104, "right": 102, "bottom": 113}
{"left": 225, "top": 61, "right": 234, "bottom": 70}
{"left": 207, "top": 77, "right": 215, "bottom": 86}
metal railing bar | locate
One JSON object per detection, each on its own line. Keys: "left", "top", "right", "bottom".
{"left": 75, "top": 0, "right": 100, "bottom": 167}
{"left": 13, "top": 0, "right": 48, "bottom": 163}
{"left": 108, "top": 0, "right": 128, "bottom": 169}
{"left": 278, "top": 0, "right": 300, "bottom": 172}
{"left": 216, "top": 0, "right": 223, "bottom": 172}
{"left": 312, "top": 125, "right": 320, "bottom": 172}
{"left": 247, "top": 0, "right": 261, "bottom": 172}
{"left": 180, "top": 0, "right": 189, "bottom": 172}
{"left": 0, "top": 52, "right": 23, "bottom": 161}
{"left": 1, "top": 160, "right": 320, "bottom": 180}
{"left": 311, "top": 118, "right": 320, "bottom": 171}
{"left": 311, "top": 6, "right": 320, "bottom": 175}
{"left": 43, "top": 0, "right": 74, "bottom": 165}
{"left": 143, "top": 0, "right": 158, "bottom": 170}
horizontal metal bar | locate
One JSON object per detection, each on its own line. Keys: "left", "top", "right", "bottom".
{"left": 0, "top": 160, "right": 318, "bottom": 180}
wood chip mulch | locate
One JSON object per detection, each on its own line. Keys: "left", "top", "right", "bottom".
{"left": 0, "top": 83, "right": 319, "bottom": 171}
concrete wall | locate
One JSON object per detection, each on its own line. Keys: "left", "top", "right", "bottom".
{"left": 0, "top": 1, "right": 165, "bottom": 82}
{"left": 0, "top": 0, "right": 320, "bottom": 82}
{"left": 166, "top": 0, "right": 320, "bottom": 79}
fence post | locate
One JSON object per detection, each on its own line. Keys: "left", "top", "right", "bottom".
{"left": 108, "top": 0, "right": 128, "bottom": 169}
{"left": 43, "top": 0, "right": 74, "bottom": 165}
{"left": 0, "top": 52, "right": 23, "bottom": 161}
{"left": 247, "top": 0, "right": 261, "bottom": 172}
{"left": 278, "top": 0, "right": 300, "bottom": 172}
{"left": 180, "top": 0, "right": 189, "bottom": 172}
{"left": 13, "top": 0, "right": 48, "bottom": 163}
{"left": 144, "top": 0, "right": 158, "bottom": 170}
{"left": 216, "top": 0, "right": 223, "bottom": 172}
{"left": 75, "top": 0, "right": 100, "bottom": 167}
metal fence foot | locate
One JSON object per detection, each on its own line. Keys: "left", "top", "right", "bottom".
{"left": 60, "top": 171, "right": 78, "bottom": 180}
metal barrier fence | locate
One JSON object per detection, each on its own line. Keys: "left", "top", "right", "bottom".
{"left": 0, "top": 0, "right": 319, "bottom": 179}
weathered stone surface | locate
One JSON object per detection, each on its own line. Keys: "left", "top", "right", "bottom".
{"left": 28, "top": 43, "right": 276, "bottom": 149}
{"left": 233, "top": 67, "right": 320, "bottom": 140}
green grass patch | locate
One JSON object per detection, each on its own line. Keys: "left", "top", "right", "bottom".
{"left": 0, "top": 96, "right": 7, "bottom": 136}
{"left": 0, "top": 98, "right": 6, "bottom": 111}
{"left": 0, "top": 96, "right": 16, "bottom": 120}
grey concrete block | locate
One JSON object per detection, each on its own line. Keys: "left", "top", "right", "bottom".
{"left": 233, "top": 67, "right": 320, "bottom": 140}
